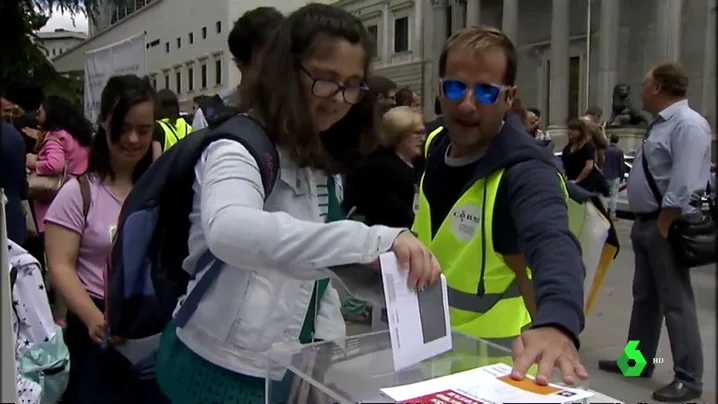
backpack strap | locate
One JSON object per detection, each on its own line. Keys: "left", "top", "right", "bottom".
{"left": 222, "top": 114, "right": 280, "bottom": 197}
{"left": 77, "top": 174, "right": 91, "bottom": 222}
{"left": 172, "top": 250, "right": 222, "bottom": 327}
{"left": 172, "top": 115, "right": 279, "bottom": 328}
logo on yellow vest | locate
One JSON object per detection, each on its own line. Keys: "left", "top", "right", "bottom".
{"left": 450, "top": 204, "right": 482, "bottom": 242}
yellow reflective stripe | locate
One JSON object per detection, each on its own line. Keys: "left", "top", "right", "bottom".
{"left": 448, "top": 279, "right": 525, "bottom": 313}
{"left": 424, "top": 126, "right": 445, "bottom": 157}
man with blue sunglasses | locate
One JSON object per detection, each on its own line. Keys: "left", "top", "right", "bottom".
{"left": 412, "top": 27, "right": 592, "bottom": 387}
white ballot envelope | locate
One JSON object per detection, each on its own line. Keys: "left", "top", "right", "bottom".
{"left": 379, "top": 252, "right": 452, "bottom": 371}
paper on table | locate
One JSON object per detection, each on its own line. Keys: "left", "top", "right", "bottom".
{"left": 379, "top": 252, "right": 452, "bottom": 371}
{"left": 381, "top": 363, "right": 596, "bottom": 404}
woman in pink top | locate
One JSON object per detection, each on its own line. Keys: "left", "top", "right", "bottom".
{"left": 27, "top": 96, "right": 92, "bottom": 234}
{"left": 45, "top": 75, "right": 159, "bottom": 404}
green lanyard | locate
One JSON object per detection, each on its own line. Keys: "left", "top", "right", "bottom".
{"left": 298, "top": 175, "right": 342, "bottom": 343}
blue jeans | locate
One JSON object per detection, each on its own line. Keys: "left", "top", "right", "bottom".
{"left": 607, "top": 178, "right": 621, "bottom": 214}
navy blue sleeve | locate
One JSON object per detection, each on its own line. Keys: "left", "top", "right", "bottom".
{"left": 503, "top": 160, "right": 585, "bottom": 347}
{"left": 492, "top": 183, "right": 520, "bottom": 254}
{"left": 0, "top": 123, "right": 28, "bottom": 197}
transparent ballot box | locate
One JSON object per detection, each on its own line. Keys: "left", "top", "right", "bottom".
{"left": 265, "top": 330, "right": 605, "bottom": 404}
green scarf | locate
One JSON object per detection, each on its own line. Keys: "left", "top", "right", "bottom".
{"left": 298, "top": 175, "right": 342, "bottom": 344}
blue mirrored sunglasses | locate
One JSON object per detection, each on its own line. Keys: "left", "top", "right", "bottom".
{"left": 440, "top": 79, "right": 510, "bottom": 104}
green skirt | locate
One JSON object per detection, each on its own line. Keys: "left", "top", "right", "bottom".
{"left": 155, "top": 324, "right": 266, "bottom": 404}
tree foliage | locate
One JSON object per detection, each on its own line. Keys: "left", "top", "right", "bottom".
{"left": 0, "top": 1, "right": 121, "bottom": 103}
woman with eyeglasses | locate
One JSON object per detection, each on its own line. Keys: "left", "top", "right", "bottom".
{"left": 153, "top": 5, "right": 441, "bottom": 404}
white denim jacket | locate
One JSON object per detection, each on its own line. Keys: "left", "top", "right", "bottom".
{"left": 175, "top": 139, "right": 403, "bottom": 379}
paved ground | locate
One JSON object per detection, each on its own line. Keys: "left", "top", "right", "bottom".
{"left": 344, "top": 218, "right": 716, "bottom": 403}
{"left": 580, "top": 218, "right": 716, "bottom": 404}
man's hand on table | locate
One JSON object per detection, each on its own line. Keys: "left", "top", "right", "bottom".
{"left": 510, "top": 326, "right": 588, "bottom": 386}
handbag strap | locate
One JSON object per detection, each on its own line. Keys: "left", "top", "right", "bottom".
{"left": 639, "top": 118, "right": 665, "bottom": 207}
{"left": 642, "top": 130, "right": 714, "bottom": 213}
{"left": 640, "top": 141, "right": 664, "bottom": 207}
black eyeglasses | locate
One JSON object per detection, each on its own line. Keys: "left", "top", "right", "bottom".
{"left": 300, "top": 65, "right": 369, "bottom": 105}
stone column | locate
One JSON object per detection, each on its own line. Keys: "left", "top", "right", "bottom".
{"left": 432, "top": 0, "right": 448, "bottom": 59}
{"left": 466, "top": 0, "right": 481, "bottom": 27}
{"left": 431, "top": 0, "right": 449, "bottom": 112}
{"left": 451, "top": 0, "right": 465, "bottom": 33}
{"left": 414, "top": 0, "right": 423, "bottom": 58}
{"left": 597, "top": 0, "right": 620, "bottom": 122}
{"left": 549, "top": 0, "right": 570, "bottom": 126}
{"left": 655, "top": 0, "right": 682, "bottom": 62}
{"left": 501, "top": 0, "right": 519, "bottom": 44}
{"left": 381, "top": 2, "right": 391, "bottom": 64}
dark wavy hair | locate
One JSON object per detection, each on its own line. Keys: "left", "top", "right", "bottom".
{"left": 228, "top": 7, "right": 284, "bottom": 64}
{"left": 251, "top": 3, "right": 378, "bottom": 174}
{"left": 40, "top": 96, "right": 93, "bottom": 147}
{"left": 88, "top": 75, "right": 155, "bottom": 183}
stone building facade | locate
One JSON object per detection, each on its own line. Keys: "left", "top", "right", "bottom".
{"left": 336, "top": 0, "right": 716, "bottom": 148}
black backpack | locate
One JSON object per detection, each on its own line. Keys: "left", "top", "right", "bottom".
{"left": 106, "top": 115, "right": 279, "bottom": 339}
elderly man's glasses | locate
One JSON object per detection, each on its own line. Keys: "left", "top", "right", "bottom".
{"left": 300, "top": 66, "right": 369, "bottom": 105}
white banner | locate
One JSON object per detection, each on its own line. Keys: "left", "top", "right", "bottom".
{"left": 83, "top": 32, "right": 146, "bottom": 123}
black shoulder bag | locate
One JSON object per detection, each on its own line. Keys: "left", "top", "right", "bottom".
{"left": 640, "top": 147, "right": 717, "bottom": 268}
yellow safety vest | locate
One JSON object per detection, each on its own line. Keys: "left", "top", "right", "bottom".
{"left": 414, "top": 126, "right": 615, "bottom": 372}
{"left": 413, "top": 126, "right": 533, "bottom": 347}
{"left": 158, "top": 119, "right": 192, "bottom": 151}
{"left": 413, "top": 126, "right": 562, "bottom": 372}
